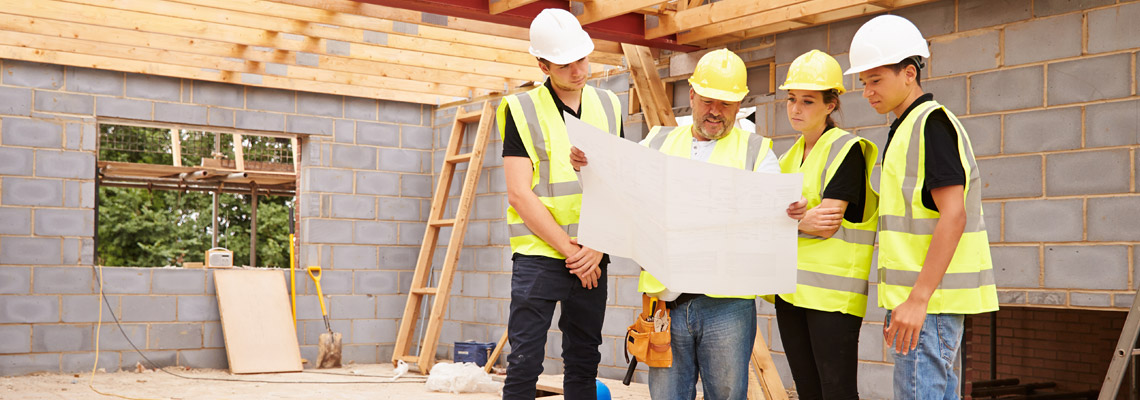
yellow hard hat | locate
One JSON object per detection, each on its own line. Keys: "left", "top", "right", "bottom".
{"left": 688, "top": 49, "right": 749, "bottom": 102}
{"left": 780, "top": 50, "right": 846, "bottom": 95}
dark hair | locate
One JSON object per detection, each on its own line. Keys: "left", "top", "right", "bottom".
{"left": 823, "top": 89, "right": 842, "bottom": 129}
{"left": 885, "top": 57, "right": 923, "bottom": 87}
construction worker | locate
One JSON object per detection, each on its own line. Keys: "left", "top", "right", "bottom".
{"left": 572, "top": 48, "right": 779, "bottom": 400}
{"left": 845, "top": 15, "right": 998, "bottom": 399}
{"left": 771, "top": 49, "right": 879, "bottom": 400}
{"left": 499, "top": 8, "right": 623, "bottom": 400}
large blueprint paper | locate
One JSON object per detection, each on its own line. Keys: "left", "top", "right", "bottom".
{"left": 566, "top": 115, "right": 803, "bottom": 296}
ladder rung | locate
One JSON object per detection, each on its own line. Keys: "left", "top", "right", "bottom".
{"left": 1132, "top": 348, "right": 1140, "bottom": 356}
{"left": 456, "top": 110, "right": 482, "bottom": 123}
{"left": 429, "top": 218, "right": 456, "bottom": 227}
{"left": 445, "top": 153, "right": 473, "bottom": 164}
{"left": 411, "top": 287, "right": 438, "bottom": 295}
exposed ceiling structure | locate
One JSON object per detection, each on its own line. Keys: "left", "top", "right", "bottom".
{"left": 1, "top": 0, "right": 936, "bottom": 106}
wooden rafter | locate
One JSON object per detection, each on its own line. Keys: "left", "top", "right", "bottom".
{"left": 700, "top": 0, "right": 934, "bottom": 46}
{"left": 578, "top": 0, "right": 669, "bottom": 25}
{"left": 646, "top": 0, "right": 809, "bottom": 40}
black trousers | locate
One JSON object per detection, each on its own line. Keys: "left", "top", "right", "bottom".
{"left": 774, "top": 296, "right": 862, "bottom": 400}
{"left": 503, "top": 254, "right": 607, "bottom": 400}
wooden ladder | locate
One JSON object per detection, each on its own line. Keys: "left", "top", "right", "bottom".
{"left": 392, "top": 101, "right": 494, "bottom": 373}
{"left": 1099, "top": 284, "right": 1140, "bottom": 400}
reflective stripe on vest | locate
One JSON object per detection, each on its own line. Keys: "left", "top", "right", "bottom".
{"left": 500, "top": 85, "right": 621, "bottom": 258}
{"left": 646, "top": 125, "right": 771, "bottom": 171}
{"left": 772, "top": 128, "right": 879, "bottom": 317}
{"left": 876, "top": 100, "right": 998, "bottom": 314}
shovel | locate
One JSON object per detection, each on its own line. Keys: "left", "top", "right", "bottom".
{"left": 307, "top": 266, "right": 342, "bottom": 368}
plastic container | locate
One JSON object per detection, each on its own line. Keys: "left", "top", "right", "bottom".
{"left": 453, "top": 341, "right": 496, "bottom": 367}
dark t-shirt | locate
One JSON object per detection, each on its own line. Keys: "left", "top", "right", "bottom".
{"left": 820, "top": 144, "right": 867, "bottom": 223}
{"left": 884, "top": 93, "right": 966, "bottom": 212}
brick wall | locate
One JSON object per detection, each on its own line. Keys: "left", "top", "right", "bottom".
{"left": 0, "top": 58, "right": 433, "bottom": 375}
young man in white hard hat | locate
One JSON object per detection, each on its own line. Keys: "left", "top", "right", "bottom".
{"left": 845, "top": 14, "right": 998, "bottom": 399}
{"left": 572, "top": 48, "right": 780, "bottom": 400}
{"left": 498, "top": 8, "right": 623, "bottom": 400}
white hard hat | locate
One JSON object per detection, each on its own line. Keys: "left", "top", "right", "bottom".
{"left": 844, "top": 14, "right": 930, "bottom": 75}
{"left": 529, "top": 9, "right": 594, "bottom": 65}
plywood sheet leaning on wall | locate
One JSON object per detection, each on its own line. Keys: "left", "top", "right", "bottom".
{"left": 215, "top": 269, "right": 304, "bottom": 374}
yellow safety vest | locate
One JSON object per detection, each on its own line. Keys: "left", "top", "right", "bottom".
{"left": 878, "top": 100, "right": 999, "bottom": 314}
{"left": 497, "top": 84, "right": 622, "bottom": 258}
{"left": 636, "top": 124, "right": 773, "bottom": 300}
{"left": 771, "top": 127, "right": 879, "bottom": 317}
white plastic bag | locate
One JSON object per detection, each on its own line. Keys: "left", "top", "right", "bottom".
{"left": 424, "top": 362, "right": 502, "bottom": 394}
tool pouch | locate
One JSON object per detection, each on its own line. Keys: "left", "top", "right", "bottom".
{"left": 625, "top": 293, "right": 672, "bottom": 368}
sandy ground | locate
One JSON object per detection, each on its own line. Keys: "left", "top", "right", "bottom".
{"left": 0, "top": 363, "right": 505, "bottom": 400}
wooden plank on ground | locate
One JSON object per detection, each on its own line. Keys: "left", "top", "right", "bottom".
{"left": 535, "top": 374, "right": 654, "bottom": 400}
{"left": 214, "top": 269, "right": 303, "bottom": 374}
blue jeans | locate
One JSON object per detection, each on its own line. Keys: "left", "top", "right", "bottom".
{"left": 648, "top": 296, "right": 755, "bottom": 400}
{"left": 885, "top": 311, "right": 964, "bottom": 400}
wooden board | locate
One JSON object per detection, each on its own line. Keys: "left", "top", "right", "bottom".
{"left": 536, "top": 374, "right": 657, "bottom": 400}
{"left": 214, "top": 269, "right": 303, "bottom": 374}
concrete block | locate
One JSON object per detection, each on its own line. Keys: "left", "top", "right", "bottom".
{"left": 1117, "top": 293, "right": 1136, "bottom": 309}
{"left": 837, "top": 91, "right": 888, "bottom": 128}
{"left": 0, "top": 354, "right": 60, "bottom": 376}
{"left": 202, "top": 322, "right": 223, "bottom": 348}
{"left": 0, "top": 206, "right": 31, "bottom": 236}
{"left": 304, "top": 168, "right": 353, "bottom": 193}
{"left": 1003, "top": 107, "right": 1081, "bottom": 153}
{"left": 303, "top": 219, "right": 353, "bottom": 244}
{"left": 998, "top": 290, "right": 1026, "bottom": 304}
{"left": 856, "top": 322, "right": 884, "bottom": 362}
{"left": 969, "top": 66, "right": 1043, "bottom": 113}
{"left": 474, "top": 299, "right": 502, "bottom": 324}
{"left": 865, "top": 286, "right": 887, "bottom": 322}
{"left": 983, "top": 201, "right": 1001, "bottom": 243}
{"left": 246, "top": 87, "right": 295, "bottom": 113}
{"left": 329, "top": 295, "right": 375, "bottom": 319}
{"left": 857, "top": 362, "right": 895, "bottom": 399}
{"left": 125, "top": 73, "right": 181, "bottom": 101}
{"left": 357, "top": 122, "right": 399, "bottom": 147}
{"left": 63, "top": 67, "right": 123, "bottom": 96}
{"left": 959, "top": 115, "right": 1000, "bottom": 157}
{"left": 379, "top": 148, "right": 425, "bottom": 173}
{"left": 891, "top": 0, "right": 956, "bottom": 37}
{"left": 149, "top": 323, "right": 203, "bottom": 349}
{"left": 462, "top": 221, "right": 489, "bottom": 246}
{"left": 1034, "top": 0, "right": 1113, "bottom": 16}
{"left": 301, "top": 269, "right": 352, "bottom": 295}
{"left": 345, "top": 97, "right": 378, "bottom": 121}
{"left": 1089, "top": 2, "right": 1140, "bottom": 53}
{"left": 334, "top": 119, "right": 354, "bottom": 144}
{"left": 398, "top": 222, "right": 426, "bottom": 245}
{"left": 191, "top": 80, "right": 243, "bottom": 108}
{"left": 332, "top": 245, "right": 379, "bottom": 270}
{"left": 153, "top": 103, "right": 207, "bottom": 125}
{"left": 61, "top": 294, "right": 119, "bottom": 323}
{"left": 33, "top": 208, "right": 93, "bottom": 237}
{"left": 330, "top": 194, "right": 376, "bottom": 219}
{"left": 98, "top": 268, "right": 151, "bottom": 294}
{"left": 330, "top": 144, "right": 376, "bottom": 170}
{"left": 2, "top": 118, "right": 62, "bottom": 148}
{"left": 1048, "top": 53, "right": 1131, "bottom": 106}
{"left": 0, "top": 266, "right": 31, "bottom": 294}
{"left": 207, "top": 107, "right": 234, "bottom": 128}
{"left": 35, "top": 91, "right": 93, "bottom": 114}
{"left": 827, "top": 16, "right": 872, "bottom": 55}
{"left": 977, "top": 156, "right": 1041, "bottom": 199}
{"left": 297, "top": 92, "right": 343, "bottom": 118}
{"left": 929, "top": 31, "right": 999, "bottom": 78}
{"left": 33, "top": 267, "right": 94, "bottom": 296}
{"left": 922, "top": 77, "right": 966, "bottom": 116}
{"left": 0, "top": 296, "right": 59, "bottom": 323}
{"left": 1044, "top": 245, "right": 1128, "bottom": 290}
{"left": 774, "top": 25, "right": 827, "bottom": 64}
{"left": 461, "top": 272, "right": 489, "bottom": 298}
{"left": 473, "top": 247, "right": 503, "bottom": 272}
{"left": 378, "top": 100, "right": 422, "bottom": 125}
{"left": 0, "top": 324, "right": 31, "bottom": 354}
{"left": 377, "top": 294, "right": 405, "bottom": 318}
{"left": 287, "top": 115, "right": 335, "bottom": 136}
{"left": 378, "top": 246, "right": 417, "bottom": 270}
{"left": 1046, "top": 149, "right": 1130, "bottom": 196}
{"left": 1005, "top": 14, "right": 1082, "bottom": 66}
{"left": 958, "top": 0, "right": 1031, "bottom": 31}
{"left": 177, "top": 296, "right": 219, "bottom": 322}
{"left": 990, "top": 246, "right": 1040, "bottom": 287}
{"left": 61, "top": 352, "right": 119, "bottom": 373}
{"left": 472, "top": 195, "right": 503, "bottom": 220}
{"left": 32, "top": 324, "right": 93, "bottom": 352}
{"left": 180, "top": 348, "right": 228, "bottom": 369}
{"left": 1086, "top": 100, "right": 1139, "bottom": 147}
{"left": 300, "top": 320, "right": 352, "bottom": 346}
{"left": 354, "top": 221, "right": 398, "bottom": 245}
{"left": 355, "top": 171, "right": 399, "bottom": 196}
{"left": 0, "top": 86, "right": 32, "bottom": 116}
{"left": 34, "top": 150, "right": 94, "bottom": 179}
{"left": 3, "top": 60, "right": 63, "bottom": 89}
{"left": 2, "top": 177, "right": 64, "bottom": 208}
{"left": 95, "top": 323, "right": 146, "bottom": 352}
{"left": 1027, "top": 291, "right": 1066, "bottom": 305}
{"left": 400, "top": 174, "right": 432, "bottom": 198}
{"left": 354, "top": 270, "right": 397, "bottom": 295}
{"left": 1089, "top": 197, "right": 1140, "bottom": 241}
{"left": 378, "top": 197, "right": 418, "bottom": 221}
{"left": 401, "top": 125, "right": 433, "bottom": 150}
{"left": 152, "top": 269, "right": 205, "bottom": 294}
{"left": 122, "top": 350, "right": 177, "bottom": 370}
{"left": 121, "top": 295, "right": 176, "bottom": 322}
{"left": 235, "top": 110, "right": 285, "bottom": 131}
{"left": 1071, "top": 292, "right": 1111, "bottom": 307}
{"left": 348, "top": 319, "right": 394, "bottom": 345}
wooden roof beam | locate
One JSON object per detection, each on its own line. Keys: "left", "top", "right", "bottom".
{"left": 677, "top": 0, "right": 878, "bottom": 44}
{"left": 489, "top": 0, "right": 543, "bottom": 14}
{"left": 577, "top": 0, "right": 669, "bottom": 25}
{"left": 646, "top": 0, "right": 808, "bottom": 39}
{"left": 700, "top": 0, "right": 933, "bottom": 47}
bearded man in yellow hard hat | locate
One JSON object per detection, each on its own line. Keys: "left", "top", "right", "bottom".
{"left": 498, "top": 8, "right": 624, "bottom": 400}
{"left": 572, "top": 48, "right": 779, "bottom": 400}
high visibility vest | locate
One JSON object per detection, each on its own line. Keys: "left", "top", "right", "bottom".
{"left": 878, "top": 100, "right": 999, "bottom": 314}
{"left": 636, "top": 124, "right": 773, "bottom": 300}
{"left": 771, "top": 127, "right": 879, "bottom": 317}
{"left": 497, "top": 84, "right": 622, "bottom": 258}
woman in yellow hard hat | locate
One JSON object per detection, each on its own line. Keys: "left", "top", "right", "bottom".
{"left": 774, "top": 49, "right": 879, "bottom": 400}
